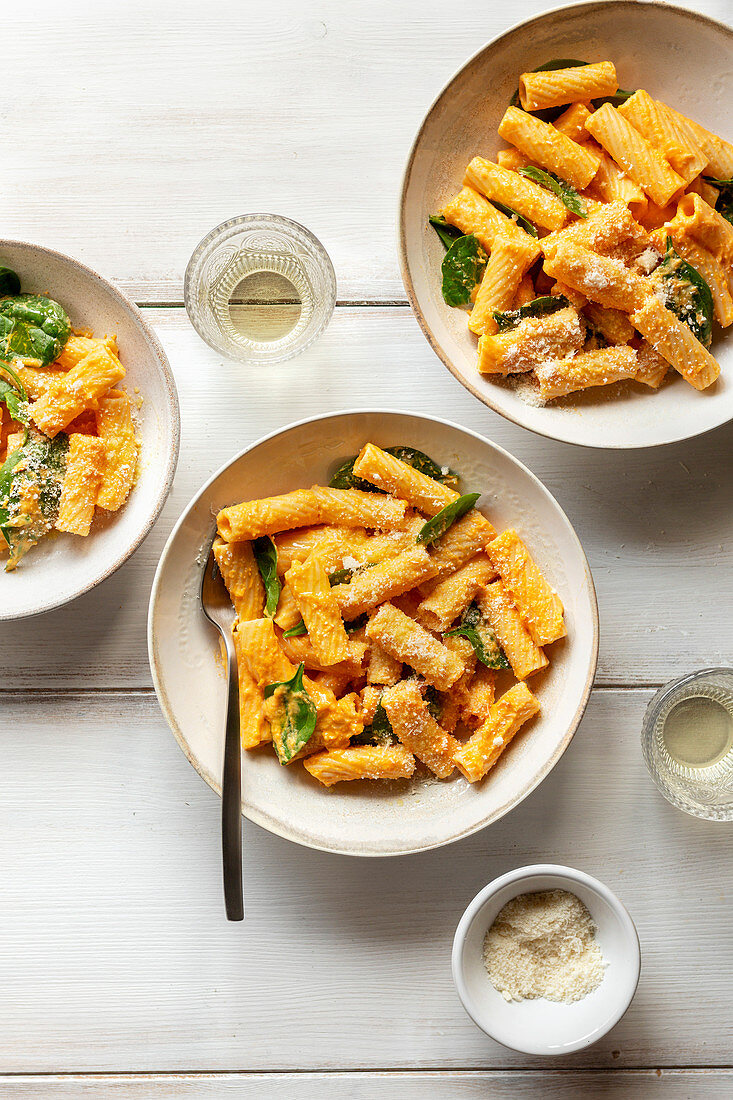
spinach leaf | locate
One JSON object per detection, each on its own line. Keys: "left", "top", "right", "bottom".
{"left": 345, "top": 612, "right": 368, "bottom": 634}
{"left": 416, "top": 492, "right": 480, "bottom": 545}
{"left": 519, "top": 166, "right": 587, "bottom": 218}
{"left": 423, "top": 683, "right": 443, "bottom": 721}
{"left": 703, "top": 177, "right": 733, "bottom": 225}
{"left": 0, "top": 267, "right": 21, "bottom": 297}
{"left": 282, "top": 620, "right": 307, "bottom": 638}
{"left": 0, "top": 430, "right": 69, "bottom": 565}
{"left": 510, "top": 59, "right": 633, "bottom": 118}
{"left": 489, "top": 200, "right": 538, "bottom": 238}
{"left": 655, "top": 238, "right": 713, "bottom": 348}
{"left": 0, "top": 295, "right": 71, "bottom": 367}
{"left": 328, "top": 566, "right": 354, "bottom": 587}
{"left": 445, "top": 602, "right": 510, "bottom": 670}
{"left": 264, "top": 663, "right": 317, "bottom": 764}
{"left": 441, "top": 234, "right": 487, "bottom": 307}
{"left": 351, "top": 700, "right": 395, "bottom": 746}
{"left": 328, "top": 456, "right": 380, "bottom": 492}
{"left": 0, "top": 362, "right": 29, "bottom": 424}
{"left": 385, "top": 446, "right": 459, "bottom": 489}
{"left": 429, "top": 214, "right": 463, "bottom": 251}
{"left": 492, "top": 294, "right": 570, "bottom": 331}
{"left": 252, "top": 535, "right": 281, "bottom": 617}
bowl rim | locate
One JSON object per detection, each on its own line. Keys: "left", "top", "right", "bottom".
{"left": 451, "top": 862, "right": 642, "bottom": 1054}
{"left": 0, "top": 237, "right": 181, "bottom": 619}
{"left": 147, "top": 408, "right": 600, "bottom": 857}
{"left": 397, "top": 0, "right": 733, "bottom": 451}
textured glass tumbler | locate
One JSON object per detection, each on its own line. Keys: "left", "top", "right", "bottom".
{"left": 184, "top": 214, "right": 336, "bottom": 364}
{"left": 641, "top": 667, "right": 733, "bottom": 821}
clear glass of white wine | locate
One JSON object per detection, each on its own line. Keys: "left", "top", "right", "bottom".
{"left": 184, "top": 214, "right": 336, "bottom": 364}
{"left": 641, "top": 668, "right": 733, "bottom": 821}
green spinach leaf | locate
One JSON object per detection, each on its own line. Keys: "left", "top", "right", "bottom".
{"left": 441, "top": 234, "right": 487, "bottom": 307}
{"left": 519, "top": 166, "right": 587, "bottom": 218}
{"left": 0, "top": 295, "right": 71, "bottom": 367}
{"left": 703, "top": 177, "right": 733, "bottom": 225}
{"left": 445, "top": 602, "right": 510, "bottom": 670}
{"left": 416, "top": 492, "right": 480, "bottom": 545}
{"left": 282, "top": 620, "right": 307, "bottom": 638}
{"left": 351, "top": 699, "right": 395, "bottom": 746}
{"left": 0, "top": 268, "right": 21, "bottom": 297}
{"left": 345, "top": 612, "right": 368, "bottom": 634}
{"left": 385, "top": 446, "right": 459, "bottom": 489}
{"left": 655, "top": 238, "right": 713, "bottom": 348}
{"left": 252, "top": 535, "right": 281, "bottom": 617}
{"left": 0, "top": 362, "right": 29, "bottom": 424}
{"left": 328, "top": 456, "right": 380, "bottom": 492}
{"left": 489, "top": 200, "right": 538, "bottom": 238}
{"left": 264, "top": 663, "right": 317, "bottom": 764}
{"left": 328, "top": 566, "right": 354, "bottom": 587}
{"left": 429, "top": 214, "right": 463, "bottom": 251}
{"left": 0, "top": 430, "right": 69, "bottom": 565}
{"left": 492, "top": 294, "right": 570, "bottom": 331}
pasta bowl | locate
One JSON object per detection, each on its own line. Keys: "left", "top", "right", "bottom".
{"left": 399, "top": 1, "right": 733, "bottom": 448}
{"left": 0, "top": 241, "right": 179, "bottom": 619}
{"left": 148, "top": 411, "right": 598, "bottom": 856}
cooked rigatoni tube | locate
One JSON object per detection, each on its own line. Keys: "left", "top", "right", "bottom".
{"left": 469, "top": 234, "right": 540, "bottom": 337}
{"left": 441, "top": 186, "right": 538, "bottom": 253}
{"left": 331, "top": 546, "right": 437, "bottom": 618}
{"left": 582, "top": 303, "right": 636, "bottom": 345}
{"left": 366, "top": 603, "right": 465, "bottom": 692}
{"left": 542, "top": 242, "right": 650, "bottom": 312}
{"left": 476, "top": 581, "right": 548, "bottom": 680}
{"left": 498, "top": 105, "right": 600, "bottom": 190}
{"left": 421, "top": 511, "right": 497, "bottom": 586}
{"left": 630, "top": 297, "right": 720, "bottom": 390}
{"left": 213, "top": 538, "right": 265, "bottom": 622}
{"left": 553, "top": 102, "right": 594, "bottom": 143}
{"left": 459, "top": 666, "right": 497, "bottom": 729}
{"left": 617, "top": 90, "right": 708, "bottom": 185}
{"left": 541, "top": 200, "right": 651, "bottom": 264}
{"left": 367, "top": 642, "right": 402, "bottom": 686}
{"left": 487, "top": 529, "right": 566, "bottom": 646}
{"left": 55, "top": 434, "right": 106, "bottom": 536}
{"left": 519, "top": 61, "right": 617, "bottom": 112}
{"left": 535, "top": 346, "right": 639, "bottom": 400}
{"left": 278, "top": 631, "right": 365, "bottom": 681}
{"left": 234, "top": 617, "right": 295, "bottom": 685}
{"left": 465, "top": 156, "right": 568, "bottom": 231}
{"left": 30, "top": 344, "right": 126, "bottom": 438}
{"left": 217, "top": 487, "right": 407, "bottom": 541}
{"left": 232, "top": 630, "right": 270, "bottom": 748}
{"left": 272, "top": 582, "right": 302, "bottom": 630}
{"left": 588, "top": 148, "right": 648, "bottom": 214}
{"left": 672, "top": 193, "right": 733, "bottom": 265}
{"left": 285, "top": 552, "right": 352, "bottom": 666}
{"left": 417, "top": 554, "right": 496, "bottom": 632}
{"left": 54, "top": 335, "right": 117, "bottom": 370}
{"left": 382, "top": 680, "right": 458, "bottom": 779}
{"left": 303, "top": 744, "right": 415, "bottom": 786}
{"left": 584, "top": 103, "right": 685, "bottom": 207}
{"left": 17, "top": 366, "right": 62, "bottom": 399}
{"left": 94, "top": 390, "right": 138, "bottom": 511}
{"left": 477, "top": 307, "right": 585, "bottom": 376}
{"left": 453, "top": 682, "right": 540, "bottom": 783}
{"left": 634, "top": 341, "right": 669, "bottom": 389}
{"left": 496, "top": 147, "right": 530, "bottom": 171}
{"left": 656, "top": 101, "right": 733, "bottom": 179}
{"left": 352, "top": 442, "right": 458, "bottom": 515}
{"left": 302, "top": 693, "right": 363, "bottom": 756}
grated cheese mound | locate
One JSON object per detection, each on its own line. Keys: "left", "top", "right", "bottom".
{"left": 483, "top": 889, "right": 606, "bottom": 1003}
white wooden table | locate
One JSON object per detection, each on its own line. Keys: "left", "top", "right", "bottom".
{"left": 4, "top": 1, "right": 733, "bottom": 1096}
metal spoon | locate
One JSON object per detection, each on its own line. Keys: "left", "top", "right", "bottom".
{"left": 200, "top": 534, "right": 244, "bottom": 921}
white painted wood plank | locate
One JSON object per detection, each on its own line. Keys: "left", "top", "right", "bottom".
{"left": 1, "top": 0, "right": 728, "bottom": 302}
{"left": 2, "top": 689, "right": 732, "bottom": 1072}
{"left": 2, "top": 307, "right": 732, "bottom": 688}
{"left": 3, "top": 1071, "right": 732, "bottom": 1099}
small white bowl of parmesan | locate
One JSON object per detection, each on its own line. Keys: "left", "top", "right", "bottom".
{"left": 452, "top": 864, "right": 640, "bottom": 1055}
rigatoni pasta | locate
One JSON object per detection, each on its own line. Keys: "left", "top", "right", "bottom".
{"left": 430, "top": 58, "right": 733, "bottom": 405}
{"left": 212, "top": 442, "right": 565, "bottom": 788}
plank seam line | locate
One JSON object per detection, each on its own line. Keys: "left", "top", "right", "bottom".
{"left": 0, "top": 684, "right": 662, "bottom": 697}
{"left": 0, "top": 1067, "right": 731, "bottom": 1078}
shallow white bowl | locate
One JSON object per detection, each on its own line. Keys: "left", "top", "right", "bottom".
{"left": 452, "top": 864, "right": 641, "bottom": 1055}
{"left": 399, "top": 1, "right": 733, "bottom": 448}
{"left": 148, "top": 410, "right": 598, "bottom": 856}
{"left": 0, "top": 240, "right": 180, "bottom": 619}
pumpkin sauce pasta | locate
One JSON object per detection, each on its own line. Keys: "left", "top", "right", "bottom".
{"left": 0, "top": 266, "right": 140, "bottom": 570}
{"left": 430, "top": 58, "right": 733, "bottom": 404}
{"left": 211, "top": 442, "right": 566, "bottom": 788}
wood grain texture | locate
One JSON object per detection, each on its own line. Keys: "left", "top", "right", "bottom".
{"left": 2, "top": 1070, "right": 732, "bottom": 1098}
{"left": 0, "top": 0, "right": 727, "bottom": 303}
{"left": 2, "top": 307, "right": 732, "bottom": 688}
{"left": 2, "top": 689, "right": 732, "bottom": 1073}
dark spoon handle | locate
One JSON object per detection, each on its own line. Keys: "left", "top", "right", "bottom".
{"left": 222, "top": 637, "right": 244, "bottom": 921}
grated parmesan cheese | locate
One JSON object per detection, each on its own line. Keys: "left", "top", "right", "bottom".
{"left": 483, "top": 889, "right": 606, "bottom": 1003}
